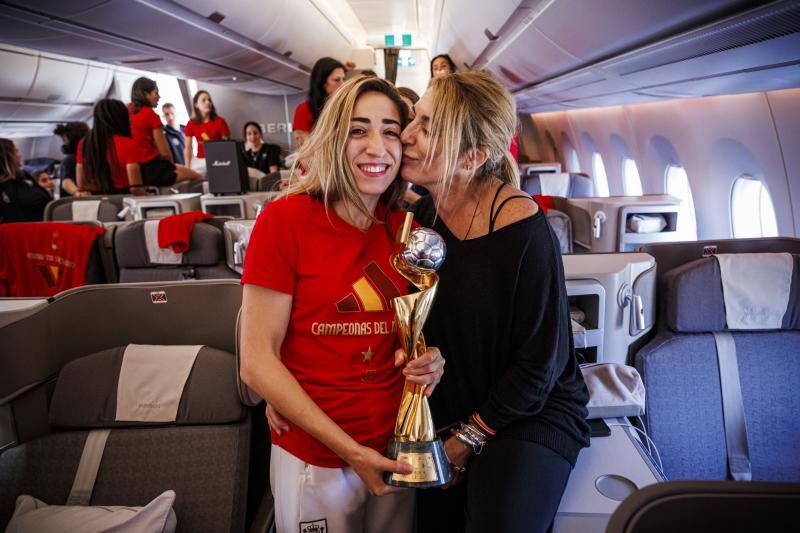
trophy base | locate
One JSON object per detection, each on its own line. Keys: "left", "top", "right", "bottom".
{"left": 383, "top": 437, "right": 452, "bottom": 488}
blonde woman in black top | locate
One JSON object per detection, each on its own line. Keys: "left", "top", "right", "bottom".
{"left": 400, "top": 70, "right": 589, "bottom": 533}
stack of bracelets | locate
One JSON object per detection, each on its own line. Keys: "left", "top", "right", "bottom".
{"left": 452, "top": 413, "right": 496, "bottom": 455}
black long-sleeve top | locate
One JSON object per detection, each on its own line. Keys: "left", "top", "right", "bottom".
{"left": 412, "top": 195, "right": 590, "bottom": 465}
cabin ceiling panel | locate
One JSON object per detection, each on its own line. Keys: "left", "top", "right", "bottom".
{"left": 177, "top": 0, "right": 353, "bottom": 68}
{"left": 436, "top": 0, "right": 519, "bottom": 68}
{"left": 10, "top": 0, "right": 106, "bottom": 17}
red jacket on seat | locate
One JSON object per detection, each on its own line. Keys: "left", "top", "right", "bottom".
{"left": 0, "top": 222, "right": 105, "bottom": 297}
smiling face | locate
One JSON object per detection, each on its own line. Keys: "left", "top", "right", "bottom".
{"left": 400, "top": 90, "right": 444, "bottom": 189}
{"left": 431, "top": 56, "right": 453, "bottom": 78}
{"left": 345, "top": 91, "right": 403, "bottom": 206}
{"left": 245, "top": 124, "right": 263, "bottom": 147}
{"left": 325, "top": 67, "right": 346, "bottom": 96}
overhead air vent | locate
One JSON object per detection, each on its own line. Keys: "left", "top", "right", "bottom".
{"left": 119, "top": 58, "right": 164, "bottom": 64}
{"left": 606, "top": 1, "right": 800, "bottom": 76}
{"left": 207, "top": 11, "right": 225, "bottom": 24}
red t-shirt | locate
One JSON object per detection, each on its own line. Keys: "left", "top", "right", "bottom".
{"left": 292, "top": 100, "right": 314, "bottom": 133}
{"left": 0, "top": 222, "right": 105, "bottom": 297}
{"left": 241, "top": 194, "right": 409, "bottom": 467}
{"left": 128, "top": 104, "right": 162, "bottom": 162}
{"left": 77, "top": 136, "right": 141, "bottom": 192}
{"left": 184, "top": 116, "right": 230, "bottom": 159}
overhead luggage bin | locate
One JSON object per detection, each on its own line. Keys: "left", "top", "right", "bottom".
{"left": 121, "top": 193, "right": 202, "bottom": 221}
{"left": 563, "top": 253, "right": 656, "bottom": 364}
{"left": 562, "top": 195, "right": 690, "bottom": 252}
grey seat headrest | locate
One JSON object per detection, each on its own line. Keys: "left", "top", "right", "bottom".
{"left": 49, "top": 345, "right": 246, "bottom": 428}
{"left": 115, "top": 221, "right": 222, "bottom": 267}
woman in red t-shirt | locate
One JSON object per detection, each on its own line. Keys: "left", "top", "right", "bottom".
{"left": 292, "top": 57, "right": 346, "bottom": 148}
{"left": 76, "top": 99, "right": 144, "bottom": 195}
{"left": 128, "top": 77, "right": 202, "bottom": 187}
{"left": 184, "top": 90, "right": 230, "bottom": 171}
{"left": 240, "top": 77, "right": 444, "bottom": 533}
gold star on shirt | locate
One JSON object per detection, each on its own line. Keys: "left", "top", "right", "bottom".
{"left": 361, "top": 346, "right": 374, "bottom": 363}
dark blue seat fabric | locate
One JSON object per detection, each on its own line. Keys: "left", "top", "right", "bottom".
{"left": 636, "top": 255, "right": 800, "bottom": 481}
{"left": 637, "top": 331, "right": 800, "bottom": 481}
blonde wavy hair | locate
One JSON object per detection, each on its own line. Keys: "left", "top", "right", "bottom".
{"left": 425, "top": 70, "right": 519, "bottom": 192}
{"left": 286, "top": 76, "right": 409, "bottom": 222}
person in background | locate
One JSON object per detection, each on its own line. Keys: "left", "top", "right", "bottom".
{"left": 34, "top": 171, "right": 55, "bottom": 197}
{"left": 129, "top": 77, "right": 201, "bottom": 187}
{"left": 243, "top": 121, "right": 281, "bottom": 175}
{"left": 77, "top": 99, "right": 144, "bottom": 195}
{"left": 53, "top": 122, "right": 90, "bottom": 197}
{"left": 184, "top": 89, "right": 230, "bottom": 172}
{"left": 402, "top": 70, "right": 589, "bottom": 533}
{"left": 396, "top": 87, "right": 419, "bottom": 119}
{"left": 292, "top": 57, "right": 346, "bottom": 148}
{"left": 0, "top": 139, "right": 51, "bottom": 223}
{"left": 162, "top": 102, "right": 186, "bottom": 165}
{"left": 396, "top": 87, "right": 426, "bottom": 205}
{"left": 430, "top": 53, "right": 457, "bottom": 79}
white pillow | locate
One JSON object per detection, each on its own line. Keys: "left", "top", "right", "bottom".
{"left": 5, "top": 490, "right": 177, "bottom": 533}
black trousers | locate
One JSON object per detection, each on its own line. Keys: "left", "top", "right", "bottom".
{"left": 417, "top": 439, "right": 572, "bottom": 533}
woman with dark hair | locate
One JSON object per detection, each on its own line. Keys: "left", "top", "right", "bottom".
{"left": 402, "top": 70, "right": 589, "bottom": 533}
{"left": 76, "top": 99, "right": 144, "bottom": 195}
{"left": 53, "top": 121, "right": 90, "bottom": 197}
{"left": 129, "top": 77, "right": 202, "bottom": 187}
{"left": 184, "top": 90, "right": 230, "bottom": 172}
{"left": 291, "top": 57, "right": 346, "bottom": 147}
{"left": 430, "top": 54, "right": 457, "bottom": 78}
{"left": 243, "top": 122, "right": 281, "bottom": 175}
{"left": 0, "top": 138, "right": 51, "bottom": 223}
{"left": 240, "top": 75, "right": 444, "bottom": 533}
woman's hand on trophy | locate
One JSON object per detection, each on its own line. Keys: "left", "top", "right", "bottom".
{"left": 348, "top": 445, "right": 413, "bottom": 496}
{"left": 394, "top": 347, "right": 445, "bottom": 397}
{"left": 442, "top": 436, "right": 472, "bottom": 488}
{"left": 265, "top": 403, "right": 291, "bottom": 435}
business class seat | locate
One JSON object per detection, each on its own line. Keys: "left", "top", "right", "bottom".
{"left": 114, "top": 219, "right": 239, "bottom": 282}
{"left": 0, "top": 281, "right": 256, "bottom": 532}
{"left": 43, "top": 195, "right": 125, "bottom": 223}
{"left": 0, "top": 346, "right": 250, "bottom": 532}
{"left": 635, "top": 254, "right": 800, "bottom": 482}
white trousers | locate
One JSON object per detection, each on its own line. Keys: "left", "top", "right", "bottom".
{"left": 270, "top": 444, "right": 415, "bottom": 533}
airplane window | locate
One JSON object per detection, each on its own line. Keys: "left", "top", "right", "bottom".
{"left": 622, "top": 158, "right": 643, "bottom": 196}
{"left": 665, "top": 165, "right": 698, "bottom": 238}
{"left": 568, "top": 148, "right": 580, "bottom": 173}
{"left": 730, "top": 175, "right": 778, "bottom": 238}
{"left": 591, "top": 152, "right": 610, "bottom": 197}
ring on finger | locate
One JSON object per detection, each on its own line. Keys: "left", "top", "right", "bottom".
{"left": 451, "top": 463, "right": 466, "bottom": 474}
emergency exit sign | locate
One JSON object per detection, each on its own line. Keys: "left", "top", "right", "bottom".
{"left": 384, "top": 34, "right": 412, "bottom": 47}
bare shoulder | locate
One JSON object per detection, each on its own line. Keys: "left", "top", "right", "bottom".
{"left": 491, "top": 185, "right": 539, "bottom": 231}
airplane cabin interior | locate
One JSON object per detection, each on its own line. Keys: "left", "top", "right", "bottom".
{"left": 1, "top": 1, "right": 799, "bottom": 532}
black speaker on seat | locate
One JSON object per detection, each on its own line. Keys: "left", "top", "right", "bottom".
{"left": 205, "top": 140, "right": 249, "bottom": 195}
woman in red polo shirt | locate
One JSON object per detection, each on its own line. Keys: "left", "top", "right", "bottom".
{"left": 76, "top": 99, "right": 144, "bottom": 195}
{"left": 128, "top": 77, "right": 202, "bottom": 187}
{"left": 240, "top": 76, "right": 444, "bottom": 533}
{"left": 292, "top": 57, "right": 346, "bottom": 148}
{"left": 184, "top": 90, "right": 230, "bottom": 173}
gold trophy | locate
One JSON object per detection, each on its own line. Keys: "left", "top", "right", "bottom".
{"left": 384, "top": 212, "right": 451, "bottom": 488}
